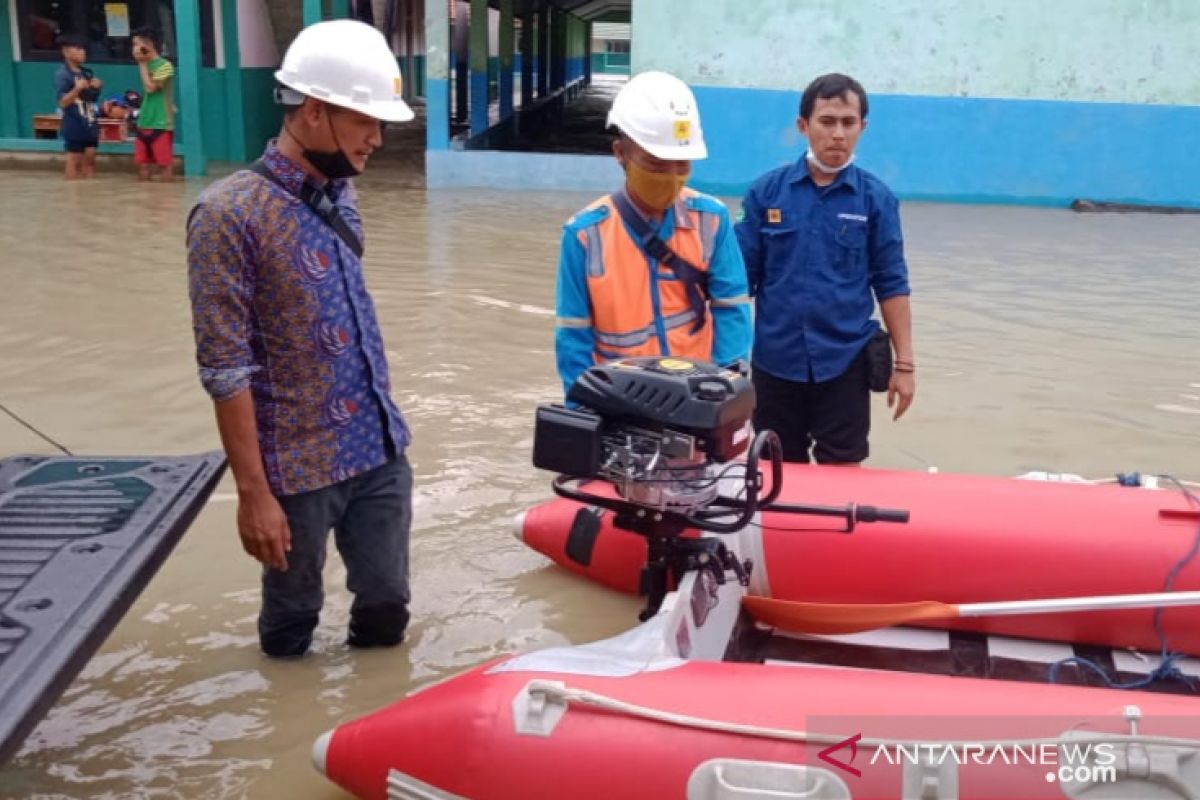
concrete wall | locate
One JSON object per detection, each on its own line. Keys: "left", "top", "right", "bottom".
{"left": 635, "top": 0, "right": 1200, "bottom": 105}
{"left": 632, "top": 0, "right": 1200, "bottom": 207}
{"left": 264, "top": 0, "right": 305, "bottom": 59}
{"left": 237, "top": 0, "right": 280, "bottom": 67}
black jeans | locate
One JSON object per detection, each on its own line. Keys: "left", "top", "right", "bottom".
{"left": 259, "top": 455, "right": 413, "bottom": 657}
{"left": 752, "top": 348, "right": 871, "bottom": 464}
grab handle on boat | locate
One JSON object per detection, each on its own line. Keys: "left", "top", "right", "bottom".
{"left": 686, "top": 759, "right": 851, "bottom": 800}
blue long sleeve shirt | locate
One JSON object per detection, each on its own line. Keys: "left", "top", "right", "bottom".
{"left": 735, "top": 160, "right": 910, "bottom": 383}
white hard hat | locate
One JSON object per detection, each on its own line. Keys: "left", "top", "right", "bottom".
{"left": 607, "top": 71, "right": 707, "bottom": 161}
{"left": 276, "top": 20, "right": 414, "bottom": 123}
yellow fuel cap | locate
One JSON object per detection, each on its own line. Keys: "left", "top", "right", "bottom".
{"left": 658, "top": 358, "right": 694, "bottom": 371}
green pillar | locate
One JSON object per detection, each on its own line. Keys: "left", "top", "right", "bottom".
{"left": 469, "top": 0, "right": 488, "bottom": 135}
{"left": 220, "top": 0, "right": 246, "bottom": 162}
{"left": 303, "top": 0, "right": 322, "bottom": 26}
{"left": 498, "top": 0, "right": 513, "bottom": 120}
{"left": 175, "top": 0, "right": 206, "bottom": 175}
{"left": 519, "top": 11, "right": 533, "bottom": 108}
{"left": 540, "top": 5, "right": 552, "bottom": 96}
{"left": 0, "top": 1, "right": 20, "bottom": 138}
{"left": 330, "top": 0, "right": 350, "bottom": 18}
{"left": 551, "top": 7, "right": 564, "bottom": 90}
{"left": 584, "top": 21, "right": 592, "bottom": 85}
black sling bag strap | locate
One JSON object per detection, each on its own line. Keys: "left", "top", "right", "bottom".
{"left": 248, "top": 160, "right": 364, "bottom": 258}
{"left": 610, "top": 190, "right": 709, "bottom": 335}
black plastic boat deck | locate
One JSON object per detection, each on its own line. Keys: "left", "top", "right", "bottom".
{"left": 0, "top": 452, "right": 226, "bottom": 765}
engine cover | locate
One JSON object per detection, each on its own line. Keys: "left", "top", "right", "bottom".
{"left": 566, "top": 357, "right": 754, "bottom": 463}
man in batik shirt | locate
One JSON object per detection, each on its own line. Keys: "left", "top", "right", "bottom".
{"left": 187, "top": 21, "right": 417, "bottom": 658}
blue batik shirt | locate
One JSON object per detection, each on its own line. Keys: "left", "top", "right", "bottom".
{"left": 187, "top": 141, "right": 410, "bottom": 496}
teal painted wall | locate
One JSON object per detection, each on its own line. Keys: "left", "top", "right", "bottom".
{"left": 14, "top": 63, "right": 148, "bottom": 139}
{"left": 402, "top": 55, "right": 426, "bottom": 98}
{"left": 634, "top": 0, "right": 1200, "bottom": 105}
{"left": 487, "top": 55, "right": 499, "bottom": 98}
{"left": 627, "top": 0, "right": 1200, "bottom": 207}
{"left": 240, "top": 68, "right": 283, "bottom": 161}
{"left": 590, "top": 52, "right": 629, "bottom": 75}
{"left": 198, "top": 69, "right": 227, "bottom": 158}
{"left": 11, "top": 61, "right": 279, "bottom": 163}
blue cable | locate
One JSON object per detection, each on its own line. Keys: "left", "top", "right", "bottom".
{"left": 1049, "top": 475, "right": 1200, "bottom": 690}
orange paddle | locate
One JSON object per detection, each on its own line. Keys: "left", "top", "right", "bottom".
{"left": 743, "top": 590, "right": 1200, "bottom": 636}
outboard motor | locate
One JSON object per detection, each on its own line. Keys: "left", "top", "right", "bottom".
{"left": 533, "top": 357, "right": 908, "bottom": 619}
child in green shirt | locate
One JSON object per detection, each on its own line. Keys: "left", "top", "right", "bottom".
{"left": 132, "top": 27, "right": 175, "bottom": 181}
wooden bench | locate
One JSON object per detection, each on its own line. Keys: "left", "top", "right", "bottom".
{"left": 31, "top": 114, "right": 130, "bottom": 142}
{"left": 32, "top": 114, "right": 60, "bottom": 139}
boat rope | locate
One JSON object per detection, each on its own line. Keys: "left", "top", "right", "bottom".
{"left": 1051, "top": 475, "right": 1200, "bottom": 690}
{"left": 0, "top": 399, "right": 73, "bottom": 456}
{"left": 527, "top": 680, "right": 1200, "bottom": 751}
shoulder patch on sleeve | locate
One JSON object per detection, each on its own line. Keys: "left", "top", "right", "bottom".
{"left": 565, "top": 204, "right": 610, "bottom": 230}
{"left": 684, "top": 192, "right": 728, "bottom": 216}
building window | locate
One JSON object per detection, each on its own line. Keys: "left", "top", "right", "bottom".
{"left": 16, "top": 0, "right": 216, "bottom": 66}
{"left": 604, "top": 39, "right": 629, "bottom": 55}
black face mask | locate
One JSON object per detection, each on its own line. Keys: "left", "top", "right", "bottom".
{"left": 289, "top": 109, "right": 362, "bottom": 181}
{"left": 301, "top": 146, "right": 360, "bottom": 180}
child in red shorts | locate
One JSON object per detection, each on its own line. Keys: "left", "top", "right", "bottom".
{"left": 132, "top": 27, "right": 175, "bottom": 181}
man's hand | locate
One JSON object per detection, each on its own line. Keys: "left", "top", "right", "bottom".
{"left": 73, "top": 76, "right": 89, "bottom": 92}
{"left": 887, "top": 370, "right": 915, "bottom": 421}
{"left": 236, "top": 487, "right": 292, "bottom": 571}
{"left": 89, "top": 77, "right": 103, "bottom": 89}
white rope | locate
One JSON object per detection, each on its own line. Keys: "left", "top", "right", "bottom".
{"left": 527, "top": 680, "right": 1200, "bottom": 751}
{"left": 1065, "top": 475, "right": 1199, "bottom": 489}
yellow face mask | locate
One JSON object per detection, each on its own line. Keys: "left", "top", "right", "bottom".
{"left": 625, "top": 161, "right": 690, "bottom": 212}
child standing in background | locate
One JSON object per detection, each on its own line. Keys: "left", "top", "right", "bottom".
{"left": 132, "top": 27, "right": 175, "bottom": 182}
{"left": 54, "top": 33, "right": 102, "bottom": 179}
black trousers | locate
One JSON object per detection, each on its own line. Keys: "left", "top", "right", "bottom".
{"left": 752, "top": 348, "right": 871, "bottom": 464}
{"left": 260, "top": 456, "right": 413, "bottom": 657}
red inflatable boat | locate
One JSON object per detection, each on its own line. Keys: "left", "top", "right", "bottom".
{"left": 518, "top": 465, "right": 1200, "bottom": 655}
{"left": 314, "top": 566, "right": 1200, "bottom": 800}
{"left": 315, "top": 358, "right": 1200, "bottom": 798}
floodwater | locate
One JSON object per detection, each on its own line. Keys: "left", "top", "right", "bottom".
{"left": 0, "top": 160, "right": 1197, "bottom": 799}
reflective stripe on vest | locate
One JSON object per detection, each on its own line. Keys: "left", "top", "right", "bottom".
{"left": 576, "top": 190, "right": 716, "bottom": 364}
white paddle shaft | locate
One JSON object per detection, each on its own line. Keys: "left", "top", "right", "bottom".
{"left": 962, "top": 590, "right": 1200, "bottom": 617}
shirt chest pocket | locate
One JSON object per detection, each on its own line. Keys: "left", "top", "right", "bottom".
{"left": 831, "top": 218, "right": 868, "bottom": 273}
{"left": 761, "top": 226, "right": 798, "bottom": 278}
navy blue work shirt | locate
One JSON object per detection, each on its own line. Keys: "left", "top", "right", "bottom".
{"left": 53, "top": 64, "right": 99, "bottom": 142}
{"left": 735, "top": 159, "right": 910, "bottom": 383}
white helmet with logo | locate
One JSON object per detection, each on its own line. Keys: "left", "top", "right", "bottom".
{"left": 275, "top": 20, "right": 414, "bottom": 123}
{"left": 607, "top": 71, "right": 707, "bottom": 161}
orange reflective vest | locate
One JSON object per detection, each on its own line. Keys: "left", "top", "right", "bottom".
{"left": 574, "top": 189, "right": 721, "bottom": 363}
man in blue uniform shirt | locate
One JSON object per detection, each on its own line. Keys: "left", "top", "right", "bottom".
{"left": 736, "top": 73, "right": 915, "bottom": 464}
